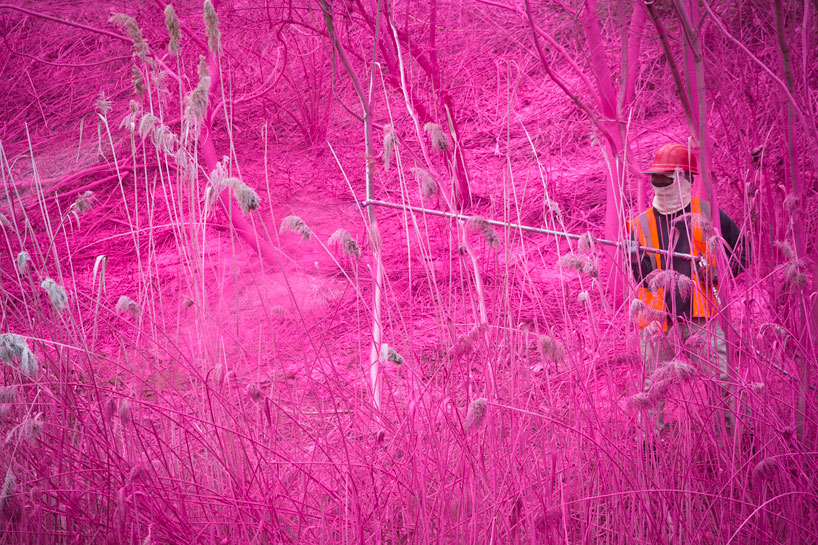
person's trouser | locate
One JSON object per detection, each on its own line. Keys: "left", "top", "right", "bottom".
{"left": 639, "top": 317, "right": 734, "bottom": 436}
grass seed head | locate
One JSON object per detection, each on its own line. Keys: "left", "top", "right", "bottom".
{"left": 692, "top": 214, "right": 713, "bottom": 238}
{"left": 280, "top": 216, "right": 311, "bottom": 241}
{"left": 246, "top": 383, "right": 263, "bottom": 401}
{"left": 464, "top": 398, "right": 487, "bottom": 432}
{"left": 380, "top": 344, "right": 404, "bottom": 365}
{"left": 203, "top": 0, "right": 221, "bottom": 54}
{"left": 383, "top": 125, "right": 398, "bottom": 170}
{"left": 116, "top": 296, "right": 141, "bottom": 317}
{"left": 230, "top": 179, "right": 260, "bottom": 214}
{"left": 119, "top": 400, "right": 132, "bottom": 425}
{"left": 537, "top": 335, "right": 564, "bottom": 363}
{"left": 132, "top": 67, "right": 145, "bottom": 98}
{"left": 467, "top": 216, "right": 500, "bottom": 247}
{"left": 410, "top": 167, "right": 438, "bottom": 198}
{"left": 0, "top": 405, "right": 11, "bottom": 424}
{"left": 752, "top": 458, "right": 780, "bottom": 483}
{"left": 16, "top": 252, "right": 30, "bottom": 274}
{"left": 645, "top": 269, "right": 694, "bottom": 300}
{"left": 95, "top": 91, "right": 113, "bottom": 115}
{"left": 774, "top": 240, "right": 796, "bottom": 261}
{"left": 20, "top": 418, "right": 42, "bottom": 443}
{"left": 40, "top": 278, "right": 68, "bottom": 310}
{"left": 0, "top": 387, "right": 17, "bottom": 404}
{"left": 627, "top": 392, "right": 654, "bottom": 410}
{"left": 109, "top": 13, "right": 148, "bottom": 60}
{"left": 164, "top": 5, "right": 181, "bottom": 54}
{"left": 423, "top": 122, "right": 450, "bottom": 152}
{"left": 72, "top": 191, "right": 95, "bottom": 214}
{"left": 1, "top": 470, "right": 15, "bottom": 505}
{"left": 558, "top": 254, "right": 597, "bottom": 278}
{"left": 186, "top": 75, "right": 211, "bottom": 126}
{"left": 578, "top": 232, "right": 596, "bottom": 253}
{"left": 138, "top": 114, "right": 160, "bottom": 139}
{"left": 751, "top": 382, "right": 765, "bottom": 394}
{"left": 544, "top": 199, "right": 563, "bottom": 222}
{"left": 329, "top": 229, "right": 360, "bottom": 260}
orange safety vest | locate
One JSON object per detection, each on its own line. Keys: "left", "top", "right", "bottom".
{"left": 628, "top": 198, "right": 719, "bottom": 330}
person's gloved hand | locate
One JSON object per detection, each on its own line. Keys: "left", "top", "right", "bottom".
{"left": 696, "top": 262, "right": 718, "bottom": 286}
{"left": 623, "top": 239, "right": 640, "bottom": 262}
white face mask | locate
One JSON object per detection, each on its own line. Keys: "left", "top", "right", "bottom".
{"left": 652, "top": 172, "right": 691, "bottom": 214}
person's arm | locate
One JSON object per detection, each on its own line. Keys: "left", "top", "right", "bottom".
{"left": 718, "top": 209, "right": 749, "bottom": 276}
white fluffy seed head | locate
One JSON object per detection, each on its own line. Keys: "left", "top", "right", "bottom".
{"left": 578, "top": 232, "right": 596, "bottom": 254}
{"left": 1, "top": 469, "right": 15, "bottom": 504}
{"left": 72, "top": 191, "right": 95, "bottom": 214}
{"left": 558, "top": 254, "right": 597, "bottom": 278}
{"left": 116, "top": 296, "right": 141, "bottom": 317}
{"left": 464, "top": 398, "right": 487, "bottom": 432}
{"left": 329, "top": 229, "right": 360, "bottom": 260}
{"left": 231, "top": 180, "right": 260, "bottom": 214}
{"left": 119, "top": 400, "right": 132, "bottom": 425}
{"left": 16, "top": 251, "right": 30, "bottom": 274}
{"left": 0, "top": 387, "right": 18, "bottom": 404}
{"left": 246, "top": 383, "right": 263, "bottom": 402}
{"left": 280, "top": 216, "right": 311, "bottom": 241}
{"left": 753, "top": 458, "right": 780, "bottom": 483}
{"left": 203, "top": 0, "right": 221, "bottom": 54}
{"left": 410, "top": 167, "right": 438, "bottom": 199}
{"left": 0, "top": 334, "right": 37, "bottom": 378}
{"left": 544, "top": 199, "right": 563, "bottom": 222}
{"left": 423, "top": 122, "right": 449, "bottom": 152}
{"left": 467, "top": 216, "right": 500, "bottom": 248}
{"left": 380, "top": 344, "right": 404, "bottom": 365}
{"left": 109, "top": 13, "right": 148, "bottom": 60}
{"left": 40, "top": 278, "right": 68, "bottom": 310}
{"left": 383, "top": 125, "right": 398, "bottom": 171}
{"left": 132, "top": 67, "right": 145, "bottom": 98}
{"left": 164, "top": 5, "right": 181, "bottom": 54}
{"left": 537, "top": 335, "right": 564, "bottom": 363}
{"left": 95, "top": 91, "right": 113, "bottom": 115}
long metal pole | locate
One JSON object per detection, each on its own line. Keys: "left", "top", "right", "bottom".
{"left": 361, "top": 199, "right": 699, "bottom": 261}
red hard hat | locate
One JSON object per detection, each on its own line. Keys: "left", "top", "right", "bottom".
{"left": 643, "top": 143, "right": 698, "bottom": 174}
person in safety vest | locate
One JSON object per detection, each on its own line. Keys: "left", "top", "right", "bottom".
{"left": 626, "top": 142, "right": 748, "bottom": 436}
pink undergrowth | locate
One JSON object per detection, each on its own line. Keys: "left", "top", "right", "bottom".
{"left": 1, "top": 1, "right": 817, "bottom": 544}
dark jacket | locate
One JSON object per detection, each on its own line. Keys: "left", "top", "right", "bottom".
{"left": 630, "top": 202, "right": 748, "bottom": 320}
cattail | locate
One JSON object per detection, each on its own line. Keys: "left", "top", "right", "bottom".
{"left": 95, "top": 91, "right": 112, "bottom": 115}
{"left": 380, "top": 344, "right": 404, "bottom": 365}
{"left": 16, "top": 251, "right": 30, "bottom": 274}
{"left": 410, "top": 167, "right": 437, "bottom": 198}
{"left": 246, "top": 383, "right": 263, "bottom": 401}
{"left": 164, "top": 5, "right": 181, "bottom": 55}
{"left": 467, "top": 216, "right": 500, "bottom": 248}
{"left": 280, "top": 216, "right": 311, "bottom": 241}
{"left": 1, "top": 470, "right": 15, "bottom": 506}
{"left": 423, "top": 122, "right": 450, "bottom": 152}
{"left": 119, "top": 400, "right": 131, "bottom": 425}
{"left": 464, "top": 398, "right": 487, "bottom": 432}
{"left": 537, "top": 335, "right": 564, "bottom": 363}
{"left": 132, "top": 67, "right": 145, "bottom": 98}
{"left": 72, "top": 191, "right": 94, "bottom": 214}
{"left": 329, "top": 229, "right": 361, "bottom": 260}
{"left": 383, "top": 125, "right": 398, "bottom": 170}
{"left": 752, "top": 458, "right": 780, "bottom": 483}
{"left": 203, "top": 0, "right": 221, "bottom": 54}
{"left": 230, "top": 179, "right": 260, "bottom": 214}
{"left": 116, "top": 296, "right": 141, "bottom": 317}
{"left": 578, "top": 232, "right": 596, "bottom": 254}
{"left": 40, "top": 278, "right": 68, "bottom": 310}
{"left": 109, "top": 13, "right": 148, "bottom": 60}
{"left": 557, "top": 254, "right": 598, "bottom": 278}
{"left": 544, "top": 199, "right": 562, "bottom": 222}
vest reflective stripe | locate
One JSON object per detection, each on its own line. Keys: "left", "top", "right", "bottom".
{"left": 629, "top": 198, "right": 718, "bottom": 329}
